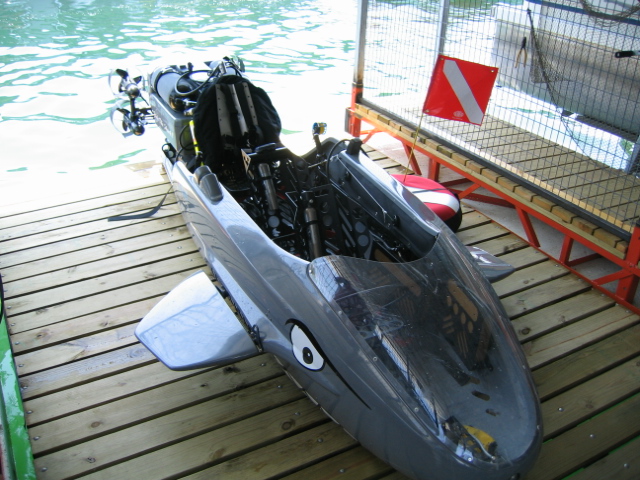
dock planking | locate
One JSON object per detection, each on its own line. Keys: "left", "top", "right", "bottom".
{"left": 1, "top": 158, "right": 639, "bottom": 480}
{"left": 353, "top": 104, "right": 640, "bottom": 256}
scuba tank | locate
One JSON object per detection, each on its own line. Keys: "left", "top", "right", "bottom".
{"left": 150, "top": 58, "right": 246, "bottom": 112}
{"left": 148, "top": 59, "right": 248, "bottom": 164}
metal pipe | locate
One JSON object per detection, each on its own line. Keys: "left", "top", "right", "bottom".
{"left": 435, "top": 0, "right": 451, "bottom": 61}
{"left": 349, "top": 0, "right": 369, "bottom": 136}
{"left": 353, "top": 0, "right": 369, "bottom": 96}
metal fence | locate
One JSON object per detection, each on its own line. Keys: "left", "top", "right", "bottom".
{"left": 354, "top": 0, "right": 640, "bottom": 236}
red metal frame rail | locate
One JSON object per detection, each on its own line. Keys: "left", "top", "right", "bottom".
{"left": 347, "top": 104, "right": 640, "bottom": 314}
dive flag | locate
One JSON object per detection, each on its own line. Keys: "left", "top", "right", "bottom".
{"left": 423, "top": 55, "right": 498, "bottom": 125}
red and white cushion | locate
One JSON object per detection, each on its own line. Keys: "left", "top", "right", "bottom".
{"left": 392, "top": 174, "right": 462, "bottom": 231}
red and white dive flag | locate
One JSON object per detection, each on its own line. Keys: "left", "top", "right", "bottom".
{"left": 423, "top": 55, "right": 498, "bottom": 125}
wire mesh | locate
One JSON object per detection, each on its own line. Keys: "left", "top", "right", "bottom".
{"left": 359, "top": 0, "right": 640, "bottom": 235}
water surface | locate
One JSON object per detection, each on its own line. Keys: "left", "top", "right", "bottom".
{"left": 0, "top": 0, "right": 357, "bottom": 188}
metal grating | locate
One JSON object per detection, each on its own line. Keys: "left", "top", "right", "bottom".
{"left": 356, "top": 0, "right": 640, "bottom": 236}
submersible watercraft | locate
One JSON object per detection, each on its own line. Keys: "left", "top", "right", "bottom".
{"left": 108, "top": 57, "right": 542, "bottom": 480}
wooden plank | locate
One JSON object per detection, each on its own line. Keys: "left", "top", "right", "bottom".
{"left": 496, "top": 146, "right": 570, "bottom": 166}
{"left": 9, "top": 264, "right": 211, "bottom": 332}
{"left": 8, "top": 269, "right": 207, "bottom": 333}
{"left": 64, "top": 399, "right": 328, "bottom": 480}
{"left": 469, "top": 234, "right": 529, "bottom": 256}
{"left": 523, "top": 306, "right": 639, "bottom": 369}
{"left": 359, "top": 103, "right": 634, "bottom": 236}
{"left": 456, "top": 222, "right": 511, "bottom": 246}
{"left": 568, "top": 175, "right": 640, "bottom": 199}
{"left": 28, "top": 356, "right": 283, "bottom": 455}
{"left": 24, "top": 360, "right": 206, "bottom": 426}
{"left": 15, "top": 323, "right": 139, "bottom": 376}
{"left": 367, "top": 150, "right": 389, "bottom": 160}
{"left": 501, "top": 275, "right": 592, "bottom": 320}
{"left": 1, "top": 221, "right": 190, "bottom": 283}
{"left": 555, "top": 168, "right": 627, "bottom": 190}
{"left": 511, "top": 153, "right": 584, "bottom": 172}
{"left": 426, "top": 117, "right": 535, "bottom": 147}
{"left": 484, "top": 142, "right": 565, "bottom": 160}
{"left": 0, "top": 202, "right": 180, "bottom": 255}
{"left": 502, "top": 142, "right": 577, "bottom": 162}
{"left": 0, "top": 191, "right": 176, "bottom": 242}
{"left": 581, "top": 186, "right": 640, "bottom": 210}
{"left": 525, "top": 394, "right": 640, "bottom": 480}
{"left": 514, "top": 157, "right": 569, "bottom": 176}
{"left": 0, "top": 213, "right": 185, "bottom": 271}
{"left": 512, "top": 291, "right": 615, "bottom": 343}
{"left": 10, "top": 297, "right": 162, "bottom": 354}
{"left": 460, "top": 204, "right": 475, "bottom": 215}
{"left": 0, "top": 182, "right": 170, "bottom": 231}
{"left": 498, "top": 247, "right": 548, "bottom": 270}
{"left": 356, "top": 102, "right": 639, "bottom": 235}
{"left": 1, "top": 167, "right": 165, "bottom": 219}
{"left": 19, "top": 344, "right": 157, "bottom": 400}
{"left": 459, "top": 126, "right": 523, "bottom": 145}
{"left": 179, "top": 422, "right": 357, "bottom": 480}
{"left": 493, "top": 261, "right": 571, "bottom": 298}
{"left": 458, "top": 211, "right": 493, "bottom": 231}
{"left": 490, "top": 162, "right": 626, "bottom": 237}
{"left": 474, "top": 132, "right": 539, "bottom": 150}
{"left": 5, "top": 137, "right": 640, "bottom": 480}
{"left": 457, "top": 113, "right": 506, "bottom": 129}
{"left": 8, "top": 260, "right": 211, "bottom": 332}
{"left": 280, "top": 446, "right": 392, "bottom": 480}
{"left": 540, "top": 358, "right": 640, "bottom": 439}
{"left": 603, "top": 199, "right": 640, "bottom": 223}
{"left": 6, "top": 253, "right": 205, "bottom": 317}
{"left": 385, "top": 165, "right": 414, "bottom": 175}
{"left": 568, "top": 436, "right": 640, "bottom": 480}
{"left": 6, "top": 238, "right": 198, "bottom": 298}
{"left": 480, "top": 167, "right": 503, "bottom": 184}
{"left": 535, "top": 161, "right": 604, "bottom": 182}
{"left": 375, "top": 158, "right": 412, "bottom": 170}
{"left": 458, "top": 122, "right": 526, "bottom": 142}
{"left": 379, "top": 474, "right": 409, "bottom": 480}
{"left": 533, "top": 325, "right": 640, "bottom": 400}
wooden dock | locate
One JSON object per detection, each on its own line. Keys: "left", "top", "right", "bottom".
{"left": 354, "top": 104, "right": 640, "bottom": 240}
{"left": 351, "top": 104, "right": 640, "bottom": 307}
{"left": 353, "top": 104, "right": 640, "bottom": 250}
{"left": 1, "top": 157, "right": 639, "bottom": 479}
{"left": 423, "top": 112, "right": 640, "bottom": 233}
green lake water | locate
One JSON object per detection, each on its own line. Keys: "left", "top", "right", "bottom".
{"left": 0, "top": 0, "right": 357, "bottom": 183}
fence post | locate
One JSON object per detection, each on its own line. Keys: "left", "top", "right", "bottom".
{"left": 615, "top": 219, "right": 640, "bottom": 303}
{"left": 349, "top": 0, "right": 369, "bottom": 137}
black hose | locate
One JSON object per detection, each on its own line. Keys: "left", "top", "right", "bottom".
{"left": 173, "top": 69, "right": 214, "bottom": 97}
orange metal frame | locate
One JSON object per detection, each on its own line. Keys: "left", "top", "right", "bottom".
{"left": 347, "top": 104, "right": 640, "bottom": 314}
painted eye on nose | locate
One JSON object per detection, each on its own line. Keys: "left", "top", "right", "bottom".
{"left": 290, "top": 324, "right": 325, "bottom": 371}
